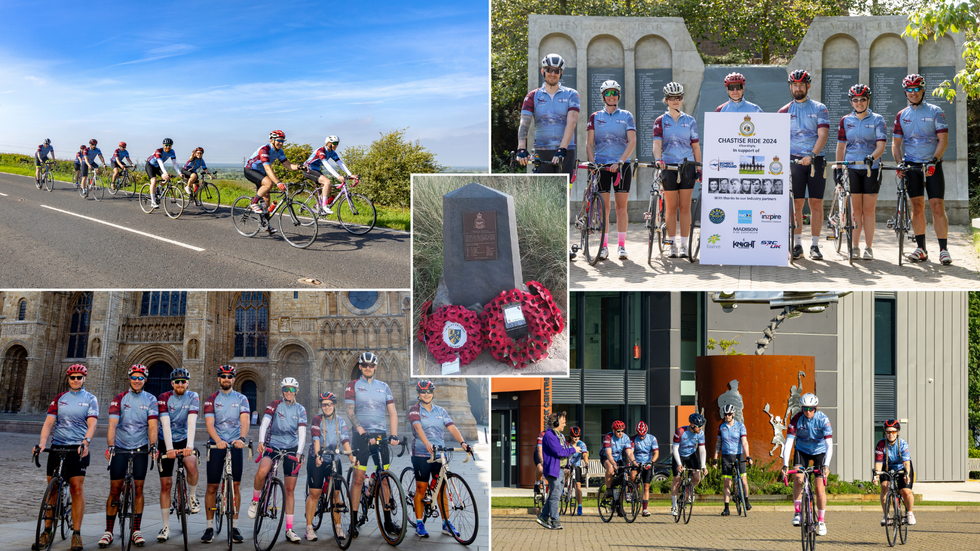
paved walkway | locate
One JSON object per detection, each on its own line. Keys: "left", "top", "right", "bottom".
{"left": 570, "top": 223, "right": 980, "bottom": 289}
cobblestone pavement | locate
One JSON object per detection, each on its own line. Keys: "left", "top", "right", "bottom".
{"left": 491, "top": 508, "right": 980, "bottom": 550}
{"left": 570, "top": 223, "right": 979, "bottom": 289}
{"left": 0, "top": 432, "right": 489, "bottom": 551}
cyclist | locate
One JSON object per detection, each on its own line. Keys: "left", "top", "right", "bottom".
{"left": 653, "top": 81, "right": 702, "bottom": 259}
{"left": 564, "top": 426, "right": 588, "bottom": 516}
{"left": 631, "top": 421, "right": 659, "bottom": 517}
{"left": 873, "top": 419, "right": 916, "bottom": 526}
{"left": 302, "top": 135, "right": 354, "bottom": 216}
{"left": 835, "top": 83, "right": 886, "bottom": 260}
{"left": 145, "top": 138, "right": 181, "bottom": 210}
{"left": 34, "top": 364, "right": 98, "bottom": 551}
{"left": 243, "top": 130, "right": 305, "bottom": 234}
{"left": 345, "top": 351, "right": 400, "bottom": 538}
{"left": 304, "top": 391, "right": 355, "bottom": 541}
{"left": 600, "top": 420, "right": 637, "bottom": 500}
{"left": 538, "top": 411, "right": 574, "bottom": 530}
{"left": 109, "top": 142, "right": 136, "bottom": 189}
{"left": 248, "top": 377, "right": 308, "bottom": 543}
{"left": 713, "top": 403, "right": 753, "bottom": 516}
{"left": 779, "top": 70, "right": 830, "bottom": 260}
{"left": 670, "top": 413, "right": 707, "bottom": 518}
{"left": 181, "top": 147, "right": 212, "bottom": 207}
{"left": 714, "top": 72, "right": 764, "bottom": 113}
{"left": 780, "top": 393, "right": 833, "bottom": 536}
{"left": 201, "top": 364, "right": 251, "bottom": 544}
{"left": 587, "top": 79, "right": 637, "bottom": 261}
{"left": 73, "top": 145, "right": 88, "bottom": 186}
{"left": 892, "top": 73, "right": 951, "bottom": 265}
{"left": 155, "top": 368, "right": 201, "bottom": 543}
{"left": 407, "top": 380, "right": 471, "bottom": 538}
{"left": 35, "top": 138, "right": 54, "bottom": 184}
{"left": 99, "top": 365, "right": 159, "bottom": 548}
{"left": 80, "top": 139, "right": 106, "bottom": 199}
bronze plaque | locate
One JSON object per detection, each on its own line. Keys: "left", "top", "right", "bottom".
{"left": 463, "top": 211, "right": 498, "bottom": 261}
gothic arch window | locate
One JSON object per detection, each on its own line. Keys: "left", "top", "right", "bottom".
{"left": 66, "top": 292, "right": 93, "bottom": 359}
{"left": 235, "top": 292, "right": 268, "bottom": 358}
{"left": 141, "top": 292, "right": 187, "bottom": 316}
{"left": 17, "top": 299, "right": 27, "bottom": 321}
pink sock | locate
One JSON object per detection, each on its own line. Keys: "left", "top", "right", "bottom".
{"left": 603, "top": 235, "right": 608, "bottom": 247}
{"left": 817, "top": 510, "right": 825, "bottom": 522}
{"left": 286, "top": 515, "right": 293, "bottom": 530}
{"left": 794, "top": 500, "right": 801, "bottom": 513}
{"left": 618, "top": 232, "right": 626, "bottom": 247}
{"left": 253, "top": 490, "right": 261, "bottom": 501}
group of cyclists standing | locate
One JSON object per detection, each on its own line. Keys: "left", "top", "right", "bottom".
{"left": 518, "top": 53, "right": 953, "bottom": 265}
{"left": 33, "top": 351, "right": 471, "bottom": 550}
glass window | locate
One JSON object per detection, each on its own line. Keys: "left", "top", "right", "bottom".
{"left": 141, "top": 292, "right": 187, "bottom": 316}
{"left": 235, "top": 291, "right": 269, "bottom": 358}
{"left": 582, "top": 293, "right": 622, "bottom": 370}
{"left": 66, "top": 292, "right": 92, "bottom": 359}
{"left": 18, "top": 299, "right": 26, "bottom": 321}
{"left": 874, "top": 298, "right": 895, "bottom": 376}
{"left": 679, "top": 292, "right": 702, "bottom": 405}
{"left": 584, "top": 404, "right": 623, "bottom": 453}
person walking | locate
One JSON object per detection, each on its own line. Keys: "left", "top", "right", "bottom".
{"left": 536, "top": 412, "right": 574, "bottom": 530}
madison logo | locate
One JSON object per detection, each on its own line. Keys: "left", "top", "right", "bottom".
{"left": 732, "top": 240, "right": 756, "bottom": 249}
{"left": 738, "top": 210, "right": 752, "bottom": 224}
{"left": 739, "top": 115, "right": 756, "bottom": 137}
{"left": 761, "top": 240, "right": 782, "bottom": 249}
{"left": 759, "top": 211, "right": 782, "bottom": 222}
{"left": 442, "top": 321, "right": 468, "bottom": 349}
{"left": 708, "top": 208, "right": 725, "bottom": 224}
{"left": 769, "top": 156, "right": 784, "bottom": 175}
{"left": 732, "top": 226, "right": 758, "bottom": 233}
{"left": 709, "top": 158, "right": 737, "bottom": 171}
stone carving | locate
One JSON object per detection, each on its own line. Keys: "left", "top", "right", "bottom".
{"left": 764, "top": 403, "right": 786, "bottom": 457}
{"left": 187, "top": 339, "right": 199, "bottom": 360}
{"left": 280, "top": 317, "right": 291, "bottom": 333}
{"left": 717, "top": 379, "right": 744, "bottom": 424}
{"left": 119, "top": 316, "right": 185, "bottom": 343}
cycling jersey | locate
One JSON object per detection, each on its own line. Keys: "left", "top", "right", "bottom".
{"left": 157, "top": 390, "right": 200, "bottom": 442}
{"left": 245, "top": 143, "right": 288, "bottom": 174}
{"left": 183, "top": 157, "right": 208, "bottom": 172}
{"left": 147, "top": 147, "right": 177, "bottom": 168}
{"left": 309, "top": 414, "right": 350, "bottom": 457}
{"left": 262, "top": 399, "right": 308, "bottom": 449}
{"left": 521, "top": 85, "right": 581, "bottom": 149}
{"left": 587, "top": 108, "right": 636, "bottom": 165}
{"left": 672, "top": 426, "right": 705, "bottom": 458}
{"left": 110, "top": 148, "right": 131, "bottom": 164}
{"left": 108, "top": 390, "right": 159, "bottom": 450}
{"left": 874, "top": 437, "right": 911, "bottom": 468}
{"left": 46, "top": 389, "right": 99, "bottom": 446}
{"left": 778, "top": 98, "right": 830, "bottom": 157}
{"left": 36, "top": 144, "right": 54, "bottom": 160}
{"left": 569, "top": 440, "right": 588, "bottom": 467}
{"left": 407, "top": 403, "right": 454, "bottom": 457}
{"left": 304, "top": 146, "right": 351, "bottom": 177}
{"left": 601, "top": 432, "right": 633, "bottom": 462}
{"left": 344, "top": 376, "right": 395, "bottom": 434}
{"left": 837, "top": 110, "right": 887, "bottom": 168}
{"left": 83, "top": 146, "right": 102, "bottom": 164}
{"left": 652, "top": 111, "right": 699, "bottom": 164}
{"left": 786, "top": 411, "right": 833, "bottom": 455}
{"left": 74, "top": 150, "right": 87, "bottom": 165}
{"left": 893, "top": 103, "right": 948, "bottom": 163}
{"left": 715, "top": 99, "right": 763, "bottom": 113}
{"left": 632, "top": 434, "right": 659, "bottom": 464}
{"left": 717, "top": 421, "right": 747, "bottom": 455}
{"left": 535, "top": 430, "right": 546, "bottom": 460}
{"left": 203, "top": 390, "right": 250, "bottom": 443}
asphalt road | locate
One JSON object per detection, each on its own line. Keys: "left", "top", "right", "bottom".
{"left": 0, "top": 172, "right": 410, "bottom": 288}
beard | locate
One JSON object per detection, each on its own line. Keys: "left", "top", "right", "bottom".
{"left": 174, "top": 386, "right": 186, "bottom": 396}
{"left": 792, "top": 88, "right": 807, "bottom": 101}
{"left": 220, "top": 379, "right": 233, "bottom": 391}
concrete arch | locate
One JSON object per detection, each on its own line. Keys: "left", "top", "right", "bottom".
{"left": 538, "top": 33, "right": 576, "bottom": 67}
{"left": 919, "top": 34, "right": 956, "bottom": 67}
{"left": 870, "top": 33, "right": 908, "bottom": 67}
{"left": 234, "top": 368, "right": 267, "bottom": 413}
{"left": 123, "top": 344, "right": 183, "bottom": 375}
{"left": 635, "top": 35, "right": 671, "bottom": 69}
{"left": 823, "top": 33, "right": 859, "bottom": 69}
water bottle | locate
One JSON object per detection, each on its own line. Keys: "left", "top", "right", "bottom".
{"left": 268, "top": 201, "right": 277, "bottom": 213}
{"left": 613, "top": 487, "right": 619, "bottom": 502}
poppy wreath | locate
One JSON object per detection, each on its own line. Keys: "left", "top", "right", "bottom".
{"left": 417, "top": 301, "right": 484, "bottom": 365}
{"left": 480, "top": 281, "right": 564, "bottom": 369}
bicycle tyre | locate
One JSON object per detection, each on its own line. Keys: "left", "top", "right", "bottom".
{"left": 884, "top": 491, "right": 897, "bottom": 546}
{"left": 92, "top": 175, "right": 105, "bottom": 202}
{"left": 337, "top": 193, "right": 377, "bottom": 235}
{"left": 214, "top": 479, "right": 224, "bottom": 535}
{"left": 108, "top": 176, "right": 119, "bottom": 195}
{"left": 278, "top": 201, "right": 318, "bottom": 248}
{"left": 898, "top": 493, "right": 908, "bottom": 544}
{"left": 199, "top": 182, "right": 221, "bottom": 213}
{"left": 788, "top": 191, "right": 797, "bottom": 264}
{"left": 657, "top": 195, "right": 667, "bottom": 254}
{"left": 399, "top": 466, "right": 418, "bottom": 525}
{"left": 688, "top": 194, "right": 701, "bottom": 263}
{"left": 253, "top": 477, "right": 285, "bottom": 551}
{"left": 439, "top": 472, "right": 478, "bottom": 545}
{"left": 138, "top": 184, "right": 154, "bottom": 214}
{"left": 232, "top": 195, "right": 262, "bottom": 237}
{"left": 34, "top": 478, "right": 60, "bottom": 551}
{"left": 331, "top": 476, "right": 354, "bottom": 550}
{"left": 623, "top": 480, "right": 640, "bottom": 523}
{"left": 584, "top": 192, "right": 605, "bottom": 266}
{"left": 60, "top": 485, "right": 72, "bottom": 540}
{"left": 646, "top": 194, "right": 656, "bottom": 265}
{"left": 374, "top": 470, "right": 407, "bottom": 546}
{"left": 122, "top": 175, "right": 136, "bottom": 198}
{"left": 596, "top": 483, "right": 613, "bottom": 523}
{"left": 682, "top": 478, "right": 694, "bottom": 524}
{"left": 802, "top": 491, "right": 815, "bottom": 551}
{"left": 533, "top": 491, "right": 543, "bottom": 518}
{"left": 176, "top": 471, "right": 189, "bottom": 551}
{"left": 163, "top": 186, "right": 185, "bottom": 219}
{"left": 224, "top": 475, "right": 234, "bottom": 551}
{"left": 122, "top": 479, "right": 134, "bottom": 551}
{"left": 44, "top": 172, "right": 55, "bottom": 192}
{"left": 844, "top": 195, "right": 853, "bottom": 264}
{"left": 897, "top": 193, "right": 907, "bottom": 266}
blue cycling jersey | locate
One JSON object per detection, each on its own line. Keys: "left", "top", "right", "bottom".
{"left": 521, "top": 85, "right": 581, "bottom": 149}
{"left": 245, "top": 144, "right": 288, "bottom": 173}
{"left": 715, "top": 99, "right": 764, "bottom": 113}
{"left": 183, "top": 157, "right": 208, "bottom": 172}
{"left": 717, "top": 421, "right": 747, "bottom": 455}
{"left": 47, "top": 389, "right": 99, "bottom": 446}
{"left": 632, "top": 434, "right": 659, "bottom": 464}
{"left": 304, "top": 146, "right": 341, "bottom": 171}
{"left": 601, "top": 432, "right": 633, "bottom": 462}
{"left": 653, "top": 111, "right": 699, "bottom": 164}
{"left": 344, "top": 376, "right": 395, "bottom": 434}
{"left": 36, "top": 144, "right": 54, "bottom": 160}
{"left": 778, "top": 98, "right": 830, "bottom": 157}
{"left": 837, "top": 110, "right": 887, "bottom": 168}
{"left": 147, "top": 147, "right": 177, "bottom": 167}
{"left": 83, "top": 147, "right": 102, "bottom": 163}
{"left": 875, "top": 437, "right": 911, "bottom": 467}
{"left": 111, "top": 148, "right": 130, "bottom": 163}
{"left": 894, "top": 103, "right": 948, "bottom": 163}
{"left": 672, "top": 426, "right": 705, "bottom": 458}
{"left": 787, "top": 411, "right": 833, "bottom": 455}
{"left": 407, "top": 403, "right": 455, "bottom": 457}
{"left": 109, "top": 390, "right": 159, "bottom": 450}
{"left": 203, "top": 390, "right": 250, "bottom": 444}
{"left": 157, "top": 390, "right": 200, "bottom": 442}
{"left": 263, "top": 399, "right": 307, "bottom": 449}
{"left": 568, "top": 440, "right": 588, "bottom": 467}
{"left": 588, "top": 108, "right": 636, "bottom": 165}
{"left": 310, "top": 414, "right": 350, "bottom": 457}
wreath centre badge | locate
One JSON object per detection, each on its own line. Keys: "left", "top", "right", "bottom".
{"left": 442, "top": 321, "right": 468, "bottom": 349}
{"left": 739, "top": 115, "right": 755, "bottom": 137}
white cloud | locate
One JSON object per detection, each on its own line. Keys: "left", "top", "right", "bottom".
{"left": 24, "top": 76, "right": 45, "bottom": 85}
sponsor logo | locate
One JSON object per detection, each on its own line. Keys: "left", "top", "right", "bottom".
{"left": 738, "top": 210, "right": 752, "bottom": 224}
{"left": 732, "top": 226, "right": 758, "bottom": 233}
{"left": 739, "top": 115, "right": 756, "bottom": 137}
{"left": 732, "top": 240, "right": 756, "bottom": 249}
{"left": 769, "top": 156, "right": 784, "bottom": 176}
{"left": 761, "top": 240, "right": 782, "bottom": 249}
{"left": 709, "top": 208, "right": 725, "bottom": 224}
{"left": 708, "top": 234, "right": 721, "bottom": 244}
{"left": 759, "top": 211, "right": 781, "bottom": 222}
{"left": 443, "top": 321, "right": 468, "bottom": 349}
{"left": 709, "top": 159, "right": 738, "bottom": 171}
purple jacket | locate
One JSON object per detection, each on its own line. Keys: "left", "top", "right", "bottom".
{"left": 541, "top": 428, "right": 575, "bottom": 478}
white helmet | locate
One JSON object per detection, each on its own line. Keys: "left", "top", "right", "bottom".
{"left": 325, "top": 135, "right": 339, "bottom": 145}
{"left": 281, "top": 377, "right": 299, "bottom": 389}
{"left": 663, "top": 82, "right": 685, "bottom": 97}
{"left": 541, "top": 53, "right": 565, "bottom": 69}
{"left": 600, "top": 80, "right": 621, "bottom": 95}
{"left": 800, "top": 393, "right": 819, "bottom": 407}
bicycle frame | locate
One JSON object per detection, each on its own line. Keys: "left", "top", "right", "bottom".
{"left": 33, "top": 448, "right": 74, "bottom": 549}
{"left": 874, "top": 468, "right": 909, "bottom": 546}
{"left": 571, "top": 161, "right": 614, "bottom": 265}
{"left": 880, "top": 164, "right": 924, "bottom": 266}
{"left": 785, "top": 466, "right": 823, "bottom": 551}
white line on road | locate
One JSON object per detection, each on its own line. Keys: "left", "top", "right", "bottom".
{"left": 40, "top": 205, "right": 206, "bottom": 252}
{"left": 0, "top": 193, "right": 7, "bottom": 196}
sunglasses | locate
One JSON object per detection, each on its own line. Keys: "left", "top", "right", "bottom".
{"left": 219, "top": 374, "right": 235, "bottom": 379}
{"left": 725, "top": 412, "right": 734, "bottom": 416}
{"left": 543, "top": 66, "right": 561, "bottom": 74}
{"left": 360, "top": 364, "right": 376, "bottom": 368}
{"left": 172, "top": 379, "right": 188, "bottom": 384}
{"left": 130, "top": 375, "right": 146, "bottom": 381}
{"left": 329, "top": 141, "right": 339, "bottom": 146}
{"left": 603, "top": 90, "right": 619, "bottom": 97}
{"left": 69, "top": 375, "right": 85, "bottom": 381}
{"left": 885, "top": 431, "right": 898, "bottom": 435}
{"left": 418, "top": 390, "right": 433, "bottom": 395}
{"left": 321, "top": 402, "right": 335, "bottom": 407}
{"left": 273, "top": 139, "right": 285, "bottom": 144}
{"left": 905, "top": 86, "right": 923, "bottom": 93}
{"left": 666, "top": 95, "right": 683, "bottom": 101}
{"left": 851, "top": 97, "right": 869, "bottom": 102}
{"left": 727, "top": 84, "right": 743, "bottom": 91}
{"left": 803, "top": 407, "right": 816, "bottom": 412}
{"left": 283, "top": 387, "right": 297, "bottom": 393}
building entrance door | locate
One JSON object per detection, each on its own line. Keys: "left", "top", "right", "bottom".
{"left": 491, "top": 393, "right": 519, "bottom": 487}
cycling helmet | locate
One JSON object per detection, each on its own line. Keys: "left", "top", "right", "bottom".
{"left": 325, "top": 135, "right": 339, "bottom": 145}
{"left": 281, "top": 377, "right": 299, "bottom": 389}
{"left": 79, "top": 145, "right": 87, "bottom": 150}
{"left": 44, "top": 138, "right": 51, "bottom": 145}
{"left": 570, "top": 426, "right": 582, "bottom": 438}
{"left": 170, "top": 368, "right": 190, "bottom": 380}
{"left": 689, "top": 413, "right": 706, "bottom": 427}
{"left": 358, "top": 351, "right": 378, "bottom": 365}
{"left": 883, "top": 419, "right": 901, "bottom": 432}
{"left": 663, "top": 82, "right": 684, "bottom": 97}
{"left": 788, "top": 69, "right": 811, "bottom": 84}
{"left": 319, "top": 391, "right": 337, "bottom": 403}
{"left": 217, "top": 364, "right": 236, "bottom": 376}
{"left": 635, "top": 421, "right": 648, "bottom": 436}
{"left": 162, "top": 138, "right": 173, "bottom": 146}
{"left": 612, "top": 420, "right": 626, "bottom": 431}
{"left": 600, "top": 79, "right": 621, "bottom": 95}
{"left": 129, "top": 364, "right": 149, "bottom": 377}
{"left": 67, "top": 364, "right": 88, "bottom": 377}
{"left": 118, "top": 142, "right": 127, "bottom": 148}
{"left": 269, "top": 130, "right": 285, "bottom": 141}
{"left": 194, "top": 147, "right": 204, "bottom": 154}
{"left": 540, "top": 53, "right": 565, "bottom": 70}
{"left": 416, "top": 379, "right": 436, "bottom": 393}
{"left": 724, "top": 72, "right": 746, "bottom": 86}
{"left": 848, "top": 84, "right": 871, "bottom": 98}
{"left": 902, "top": 73, "right": 925, "bottom": 88}
{"left": 723, "top": 403, "right": 736, "bottom": 415}
{"left": 89, "top": 138, "right": 97, "bottom": 146}
{"left": 800, "top": 393, "right": 819, "bottom": 407}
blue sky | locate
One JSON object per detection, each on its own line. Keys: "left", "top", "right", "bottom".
{"left": 0, "top": 0, "right": 489, "bottom": 167}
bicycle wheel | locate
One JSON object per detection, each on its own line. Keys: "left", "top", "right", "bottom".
{"left": 884, "top": 491, "right": 897, "bottom": 547}
{"left": 331, "top": 477, "right": 354, "bottom": 550}
{"left": 596, "top": 483, "right": 613, "bottom": 523}
{"left": 108, "top": 175, "right": 119, "bottom": 195}
{"left": 399, "top": 466, "right": 418, "bottom": 524}
{"left": 163, "top": 186, "right": 185, "bottom": 219}
{"left": 214, "top": 479, "right": 224, "bottom": 535}
{"left": 138, "top": 184, "right": 154, "bottom": 213}
{"left": 199, "top": 182, "right": 221, "bottom": 213}
{"left": 122, "top": 480, "right": 135, "bottom": 551}
{"left": 583, "top": 192, "right": 605, "bottom": 266}
{"left": 337, "top": 193, "right": 377, "bottom": 235}
{"left": 34, "top": 478, "right": 60, "bottom": 551}
{"left": 623, "top": 480, "right": 640, "bottom": 523}
{"left": 35, "top": 172, "right": 42, "bottom": 190}
{"left": 122, "top": 175, "right": 136, "bottom": 198}
{"left": 278, "top": 202, "right": 318, "bottom": 248}
{"left": 897, "top": 494, "right": 908, "bottom": 544}
{"left": 533, "top": 491, "right": 543, "bottom": 518}
{"left": 176, "top": 474, "right": 189, "bottom": 551}
{"left": 440, "top": 472, "right": 479, "bottom": 545}
{"left": 224, "top": 476, "right": 234, "bottom": 551}
{"left": 232, "top": 195, "right": 262, "bottom": 237}
{"left": 253, "top": 478, "right": 285, "bottom": 551}
{"left": 60, "top": 485, "right": 72, "bottom": 540}
{"left": 657, "top": 195, "right": 667, "bottom": 253}
{"left": 558, "top": 476, "right": 570, "bottom": 516}
{"left": 843, "top": 194, "right": 853, "bottom": 264}
{"left": 646, "top": 193, "right": 657, "bottom": 265}
{"left": 683, "top": 479, "right": 694, "bottom": 524}
{"left": 896, "top": 193, "right": 908, "bottom": 266}
{"left": 91, "top": 175, "right": 105, "bottom": 202}
{"left": 688, "top": 194, "right": 701, "bottom": 263}
{"left": 802, "top": 492, "right": 815, "bottom": 551}
{"left": 78, "top": 177, "right": 87, "bottom": 198}
{"left": 44, "top": 172, "right": 55, "bottom": 192}
{"left": 374, "top": 471, "right": 407, "bottom": 546}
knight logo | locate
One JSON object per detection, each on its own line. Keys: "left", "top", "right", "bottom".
{"left": 737, "top": 210, "right": 752, "bottom": 224}
{"left": 709, "top": 158, "right": 737, "bottom": 171}
{"left": 708, "top": 208, "right": 725, "bottom": 224}
{"left": 732, "top": 226, "right": 758, "bottom": 233}
{"left": 761, "top": 240, "right": 782, "bottom": 249}
{"left": 442, "top": 321, "right": 468, "bottom": 349}
{"left": 732, "top": 240, "right": 756, "bottom": 249}
{"left": 759, "top": 211, "right": 781, "bottom": 222}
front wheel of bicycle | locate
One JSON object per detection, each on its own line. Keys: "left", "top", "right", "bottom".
{"left": 91, "top": 176, "right": 105, "bottom": 202}
{"left": 583, "top": 192, "right": 605, "bottom": 266}
{"left": 254, "top": 478, "right": 285, "bottom": 551}
{"left": 399, "top": 466, "right": 418, "bottom": 525}
{"left": 138, "top": 184, "right": 154, "bottom": 213}
{"left": 43, "top": 172, "right": 54, "bottom": 192}
{"left": 337, "top": 193, "right": 377, "bottom": 235}
{"left": 802, "top": 493, "right": 815, "bottom": 551}
{"left": 843, "top": 195, "right": 853, "bottom": 265}
{"left": 231, "top": 196, "right": 262, "bottom": 237}
{"left": 213, "top": 479, "right": 224, "bottom": 535}
{"left": 330, "top": 477, "right": 354, "bottom": 550}
{"left": 122, "top": 480, "right": 135, "bottom": 551}
{"left": 107, "top": 176, "right": 119, "bottom": 196}
{"left": 60, "top": 485, "right": 72, "bottom": 540}
{"left": 897, "top": 494, "right": 908, "bottom": 544}
{"left": 198, "top": 182, "right": 221, "bottom": 213}
{"left": 224, "top": 477, "right": 234, "bottom": 551}
{"left": 596, "top": 483, "right": 613, "bottom": 523}
{"left": 122, "top": 176, "right": 136, "bottom": 198}
{"left": 896, "top": 195, "right": 907, "bottom": 266}
{"left": 884, "top": 491, "right": 897, "bottom": 547}
{"left": 682, "top": 479, "right": 694, "bottom": 524}
{"left": 174, "top": 475, "right": 189, "bottom": 551}
{"left": 623, "top": 480, "right": 640, "bottom": 523}
{"left": 437, "top": 472, "right": 478, "bottom": 545}
{"left": 163, "top": 186, "right": 185, "bottom": 218}
{"left": 278, "top": 202, "right": 318, "bottom": 248}
{"left": 374, "top": 471, "right": 406, "bottom": 546}
{"left": 34, "top": 478, "right": 61, "bottom": 551}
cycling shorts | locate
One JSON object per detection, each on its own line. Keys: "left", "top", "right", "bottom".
{"left": 244, "top": 167, "right": 267, "bottom": 187}
{"left": 80, "top": 162, "right": 99, "bottom": 178}
{"left": 157, "top": 439, "right": 190, "bottom": 478}
{"left": 661, "top": 163, "right": 697, "bottom": 191}
{"left": 721, "top": 454, "right": 746, "bottom": 477}
{"left": 636, "top": 465, "right": 654, "bottom": 484}
{"left": 306, "top": 454, "right": 340, "bottom": 490}
{"left": 109, "top": 447, "right": 150, "bottom": 481}
{"left": 671, "top": 453, "right": 701, "bottom": 476}
{"left": 46, "top": 446, "right": 91, "bottom": 479}
{"left": 881, "top": 464, "right": 914, "bottom": 491}
{"left": 206, "top": 446, "right": 244, "bottom": 484}
{"left": 412, "top": 455, "right": 441, "bottom": 483}
{"left": 262, "top": 446, "right": 300, "bottom": 478}
{"left": 352, "top": 432, "right": 391, "bottom": 470}
{"left": 303, "top": 170, "right": 326, "bottom": 183}
{"left": 790, "top": 155, "right": 827, "bottom": 200}
{"left": 598, "top": 167, "right": 632, "bottom": 194}
{"left": 792, "top": 450, "right": 826, "bottom": 472}
{"left": 904, "top": 161, "right": 945, "bottom": 200}
{"left": 145, "top": 163, "right": 164, "bottom": 179}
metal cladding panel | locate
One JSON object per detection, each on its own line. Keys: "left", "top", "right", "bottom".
{"left": 583, "top": 370, "right": 625, "bottom": 404}
{"left": 837, "top": 292, "right": 874, "bottom": 482}
{"left": 628, "top": 370, "right": 647, "bottom": 403}
{"left": 553, "top": 369, "right": 581, "bottom": 403}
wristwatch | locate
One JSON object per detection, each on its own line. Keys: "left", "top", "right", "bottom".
{"left": 84, "top": 437, "right": 92, "bottom": 444}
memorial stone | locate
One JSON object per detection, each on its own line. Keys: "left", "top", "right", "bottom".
{"left": 870, "top": 67, "right": 907, "bottom": 163}
{"left": 635, "top": 68, "right": 672, "bottom": 162}
{"left": 821, "top": 68, "right": 859, "bottom": 159}
{"left": 587, "top": 67, "right": 626, "bottom": 116}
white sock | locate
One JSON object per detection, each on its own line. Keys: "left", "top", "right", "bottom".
{"left": 671, "top": 495, "right": 677, "bottom": 507}
{"left": 794, "top": 234, "right": 802, "bottom": 246}
{"left": 811, "top": 235, "right": 819, "bottom": 248}
{"left": 187, "top": 484, "right": 197, "bottom": 500}
{"left": 207, "top": 519, "right": 213, "bottom": 529}
{"left": 161, "top": 507, "right": 169, "bottom": 528}
{"left": 233, "top": 518, "right": 238, "bottom": 528}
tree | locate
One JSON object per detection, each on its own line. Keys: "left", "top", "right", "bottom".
{"left": 342, "top": 128, "right": 443, "bottom": 207}
{"left": 903, "top": 0, "right": 980, "bottom": 100}
{"left": 968, "top": 292, "right": 980, "bottom": 448}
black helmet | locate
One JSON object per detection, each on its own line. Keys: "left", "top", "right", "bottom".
{"left": 170, "top": 368, "right": 190, "bottom": 381}
{"left": 883, "top": 419, "right": 901, "bottom": 432}
{"left": 689, "top": 413, "right": 706, "bottom": 427}
{"left": 416, "top": 379, "right": 436, "bottom": 393}
{"left": 162, "top": 138, "right": 174, "bottom": 146}
{"left": 788, "top": 69, "right": 811, "bottom": 84}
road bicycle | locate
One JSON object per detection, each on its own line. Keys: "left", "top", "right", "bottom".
{"left": 633, "top": 161, "right": 667, "bottom": 263}
{"left": 252, "top": 447, "right": 301, "bottom": 551}
{"left": 308, "top": 448, "right": 354, "bottom": 549}
{"left": 180, "top": 170, "right": 221, "bottom": 214}
{"left": 165, "top": 448, "right": 200, "bottom": 551}
{"left": 673, "top": 466, "right": 696, "bottom": 524}
{"left": 532, "top": 477, "right": 547, "bottom": 518}
{"left": 31, "top": 447, "right": 75, "bottom": 551}
{"left": 874, "top": 467, "right": 910, "bottom": 547}
{"left": 399, "top": 445, "right": 479, "bottom": 545}
{"left": 827, "top": 161, "right": 870, "bottom": 264}
{"left": 346, "top": 434, "right": 408, "bottom": 546}
{"left": 231, "top": 183, "right": 318, "bottom": 249}
{"left": 108, "top": 447, "right": 155, "bottom": 551}
{"left": 139, "top": 175, "right": 186, "bottom": 218}
{"left": 718, "top": 457, "right": 751, "bottom": 517}
{"left": 80, "top": 166, "right": 107, "bottom": 201}
{"left": 784, "top": 466, "right": 825, "bottom": 551}
{"left": 207, "top": 441, "right": 252, "bottom": 551}
{"left": 296, "top": 174, "right": 377, "bottom": 235}
{"left": 108, "top": 166, "right": 138, "bottom": 198}
{"left": 558, "top": 461, "right": 576, "bottom": 515}
{"left": 879, "top": 163, "right": 924, "bottom": 266}
{"left": 37, "top": 162, "right": 55, "bottom": 192}
{"left": 570, "top": 161, "right": 617, "bottom": 265}
{"left": 597, "top": 462, "right": 640, "bottom": 523}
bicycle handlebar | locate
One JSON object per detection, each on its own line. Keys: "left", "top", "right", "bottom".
{"left": 789, "top": 158, "right": 816, "bottom": 178}
{"left": 571, "top": 161, "right": 622, "bottom": 188}
{"left": 829, "top": 160, "right": 872, "bottom": 177}
{"left": 783, "top": 467, "right": 827, "bottom": 487}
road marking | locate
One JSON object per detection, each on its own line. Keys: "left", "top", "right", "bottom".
{"left": 0, "top": 193, "right": 7, "bottom": 196}
{"left": 40, "top": 205, "right": 206, "bottom": 252}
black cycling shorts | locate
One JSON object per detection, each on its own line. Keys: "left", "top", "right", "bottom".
{"left": 112, "top": 159, "right": 129, "bottom": 170}
{"left": 881, "top": 463, "right": 914, "bottom": 491}
{"left": 721, "top": 454, "right": 746, "bottom": 477}
{"left": 792, "top": 450, "right": 826, "bottom": 473}
{"left": 303, "top": 170, "right": 325, "bottom": 183}
{"left": 157, "top": 439, "right": 190, "bottom": 478}
{"left": 263, "top": 446, "right": 301, "bottom": 478}
{"left": 35, "top": 157, "right": 49, "bottom": 167}
{"left": 109, "top": 448, "right": 150, "bottom": 481}
{"left": 790, "top": 155, "right": 827, "bottom": 200}
{"left": 661, "top": 163, "right": 697, "bottom": 191}
{"left": 847, "top": 167, "right": 881, "bottom": 195}
{"left": 412, "top": 455, "right": 441, "bottom": 483}
{"left": 307, "top": 454, "right": 340, "bottom": 490}
{"left": 180, "top": 169, "right": 196, "bottom": 180}
{"left": 46, "top": 446, "right": 91, "bottom": 479}
{"left": 206, "top": 446, "right": 244, "bottom": 484}
{"left": 352, "top": 432, "right": 391, "bottom": 470}
{"left": 534, "top": 449, "right": 542, "bottom": 467}
{"left": 671, "top": 454, "right": 701, "bottom": 476}
{"left": 904, "top": 161, "right": 945, "bottom": 200}
{"left": 80, "top": 163, "right": 99, "bottom": 178}
{"left": 598, "top": 167, "right": 632, "bottom": 194}
{"left": 145, "top": 163, "right": 163, "bottom": 179}
{"left": 636, "top": 465, "right": 654, "bottom": 484}
{"left": 244, "top": 167, "right": 267, "bottom": 187}
{"left": 533, "top": 149, "right": 576, "bottom": 176}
